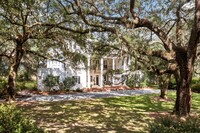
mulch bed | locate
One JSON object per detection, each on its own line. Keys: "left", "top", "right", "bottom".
{"left": 0, "top": 86, "right": 154, "bottom": 101}
{"left": 83, "top": 86, "right": 150, "bottom": 92}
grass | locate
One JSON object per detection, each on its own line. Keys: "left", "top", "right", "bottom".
{"left": 16, "top": 91, "right": 200, "bottom": 133}
{"left": 16, "top": 81, "right": 37, "bottom": 91}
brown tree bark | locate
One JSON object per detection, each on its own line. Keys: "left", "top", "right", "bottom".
{"left": 173, "top": 49, "right": 192, "bottom": 116}
{"left": 173, "top": 0, "right": 200, "bottom": 116}
{"left": 160, "top": 89, "right": 167, "bottom": 99}
{"left": 7, "top": 42, "right": 24, "bottom": 100}
{"left": 159, "top": 74, "right": 171, "bottom": 99}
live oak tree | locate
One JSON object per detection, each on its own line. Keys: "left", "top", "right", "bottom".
{"left": 0, "top": 0, "right": 199, "bottom": 116}
{"left": 0, "top": 0, "right": 61, "bottom": 100}
{"left": 0, "top": 0, "right": 89, "bottom": 100}
{"left": 120, "top": 29, "right": 172, "bottom": 99}
{"left": 56, "top": 0, "right": 200, "bottom": 116}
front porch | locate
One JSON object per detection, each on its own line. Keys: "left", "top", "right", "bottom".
{"left": 86, "top": 56, "right": 130, "bottom": 88}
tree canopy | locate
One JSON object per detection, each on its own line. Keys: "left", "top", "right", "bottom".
{"left": 0, "top": 0, "right": 199, "bottom": 116}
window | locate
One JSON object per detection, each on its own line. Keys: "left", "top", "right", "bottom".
{"left": 103, "top": 75, "right": 107, "bottom": 81}
{"left": 73, "top": 76, "right": 80, "bottom": 84}
{"left": 90, "top": 76, "right": 93, "bottom": 82}
{"left": 93, "top": 60, "right": 100, "bottom": 70}
{"left": 104, "top": 60, "right": 107, "bottom": 69}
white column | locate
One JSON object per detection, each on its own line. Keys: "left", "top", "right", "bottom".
{"left": 128, "top": 55, "right": 131, "bottom": 66}
{"left": 87, "top": 56, "right": 91, "bottom": 88}
{"left": 100, "top": 58, "right": 104, "bottom": 87}
{"left": 112, "top": 58, "right": 115, "bottom": 85}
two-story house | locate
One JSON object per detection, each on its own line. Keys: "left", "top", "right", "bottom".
{"left": 37, "top": 40, "right": 131, "bottom": 91}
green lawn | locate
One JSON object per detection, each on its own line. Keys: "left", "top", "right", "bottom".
{"left": 18, "top": 91, "right": 200, "bottom": 133}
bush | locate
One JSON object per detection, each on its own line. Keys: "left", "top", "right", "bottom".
{"left": 15, "top": 81, "right": 37, "bottom": 91}
{"left": 140, "top": 80, "right": 148, "bottom": 88}
{"left": 75, "top": 88, "right": 83, "bottom": 92}
{"left": 126, "top": 76, "right": 135, "bottom": 88}
{"left": 168, "top": 77, "right": 200, "bottom": 92}
{"left": 191, "top": 77, "right": 200, "bottom": 85}
{"left": 148, "top": 115, "right": 200, "bottom": 133}
{"left": 17, "top": 71, "right": 31, "bottom": 82}
{"left": 168, "top": 78, "right": 176, "bottom": 90}
{"left": 126, "top": 76, "right": 144, "bottom": 88}
{"left": 0, "top": 78, "right": 7, "bottom": 97}
{"left": 0, "top": 77, "right": 7, "bottom": 89}
{"left": 192, "top": 82, "right": 200, "bottom": 93}
{"left": 43, "top": 74, "right": 59, "bottom": 88}
{"left": 0, "top": 104, "right": 44, "bottom": 133}
{"left": 62, "top": 77, "right": 75, "bottom": 90}
{"left": 191, "top": 77, "right": 200, "bottom": 93}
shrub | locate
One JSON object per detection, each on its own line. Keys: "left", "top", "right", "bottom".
{"left": 148, "top": 115, "right": 200, "bottom": 133}
{"left": 192, "top": 82, "right": 200, "bottom": 93}
{"left": 62, "top": 77, "right": 75, "bottom": 90}
{"left": 43, "top": 74, "right": 59, "bottom": 89}
{"left": 140, "top": 80, "right": 148, "bottom": 88}
{"left": 126, "top": 76, "right": 144, "bottom": 88}
{"left": 126, "top": 76, "right": 135, "bottom": 88}
{"left": 191, "top": 77, "right": 200, "bottom": 93}
{"left": 191, "top": 77, "right": 200, "bottom": 85}
{"left": 168, "top": 78, "right": 176, "bottom": 90}
{"left": 0, "top": 77, "right": 7, "bottom": 89}
{"left": 17, "top": 72, "right": 31, "bottom": 82}
{"left": 15, "top": 81, "right": 37, "bottom": 92}
{"left": 0, "top": 104, "right": 44, "bottom": 133}
{"left": 75, "top": 88, "right": 83, "bottom": 92}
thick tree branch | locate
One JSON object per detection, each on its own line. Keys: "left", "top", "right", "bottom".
{"left": 176, "top": 3, "right": 183, "bottom": 46}
{"left": 187, "top": 0, "right": 200, "bottom": 61}
{"left": 133, "top": 19, "right": 175, "bottom": 52}
{"left": 26, "top": 50, "right": 66, "bottom": 63}
{"left": 152, "top": 66, "right": 176, "bottom": 75}
{"left": 141, "top": 50, "right": 175, "bottom": 62}
{"left": 130, "top": 0, "right": 137, "bottom": 19}
{"left": 0, "top": 13, "right": 23, "bottom": 27}
{"left": 166, "top": 21, "right": 176, "bottom": 36}
{"left": 197, "top": 52, "right": 200, "bottom": 56}
{"left": 0, "top": 54, "right": 10, "bottom": 59}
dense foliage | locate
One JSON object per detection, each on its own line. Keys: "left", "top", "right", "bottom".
{"left": 191, "top": 78, "right": 200, "bottom": 93}
{"left": 0, "top": 104, "right": 44, "bottom": 133}
{"left": 0, "top": 0, "right": 199, "bottom": 116}
{"left": 149, "top": 115, "right": 200, "bottom": 133}
{"left": 43, "top": 74, "right": 59, "bottom": 89}
{"left": 62, "top": 77, "right": 76, "bottom": 90}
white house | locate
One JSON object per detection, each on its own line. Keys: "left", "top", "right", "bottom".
{"left": 37, "top": 39, "right": 132, "bottom": 91}
{"left": 37, "top": 55, "right": 131, "bottom": 91}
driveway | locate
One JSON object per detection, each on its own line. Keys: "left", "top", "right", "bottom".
{"left": 17, "top": 89, "right": 160, "bottom": 102}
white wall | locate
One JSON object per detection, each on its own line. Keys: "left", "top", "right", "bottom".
{"left": 38, "top": 60, "right": 87, "bottom": 91}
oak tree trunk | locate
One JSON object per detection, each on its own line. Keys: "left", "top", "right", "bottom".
{"left": 7, "top": 64, "right": 16, "bottom": 100}
{"left": 173, "top": 0, "right": 200, "bottom": 116}
{"left": 160, "top": 74, "right": 171, "bottom": 99}
{"left": 160, "top": 88, "right": 167, "bottom": 99}
{"left": 174, "top": 49, "right": 193, "bottom": 116}
{"left": 7, "top": 42, "right": 24, "bottom": 100}
{"left": 174, "top": 69, "right": 192, "bottom": 116}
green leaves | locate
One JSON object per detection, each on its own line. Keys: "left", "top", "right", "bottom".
{"left": 43, "top": 74, "right": 59, "bottom": 88}
{"left": 0, "top": 104, "right": 44, "bottom": 133}
{"left": 149, "top": 115, "right": 200, "bottom": 133}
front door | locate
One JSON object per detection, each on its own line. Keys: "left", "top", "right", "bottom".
{"left": 96, "top": 75, "right": 99, "bottom": 85}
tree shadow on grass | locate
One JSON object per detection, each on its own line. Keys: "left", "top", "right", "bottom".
{"left": 191, "top": 93, "right": 200, "bottom": 114}
{"left": 17, "top": 94, "right": 178, "bottom": 133}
